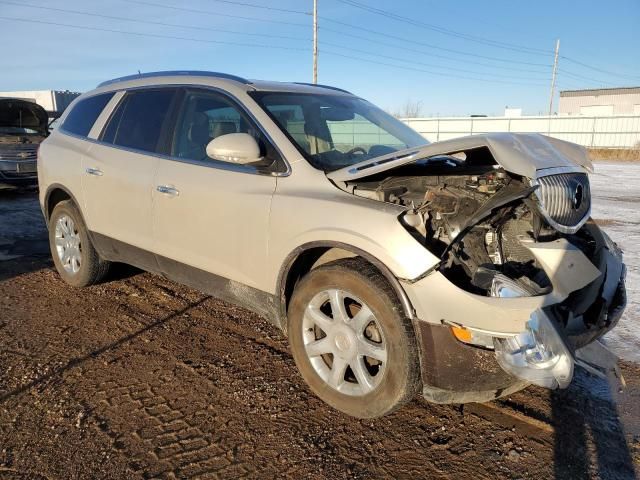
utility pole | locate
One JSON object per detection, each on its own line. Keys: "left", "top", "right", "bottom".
{"left": 548, "top": 39, "right": 560, "bottom": 116}
{"left": 313, "top": 0, "right": 318, "bottom": 84}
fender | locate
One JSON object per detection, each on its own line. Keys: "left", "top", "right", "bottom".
{"left": 276, "top": 240, "right": 416, "bottom": 326}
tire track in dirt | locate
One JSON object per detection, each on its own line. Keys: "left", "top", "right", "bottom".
{"left": 1, "top": 262, "right": 639, "bottom": 478}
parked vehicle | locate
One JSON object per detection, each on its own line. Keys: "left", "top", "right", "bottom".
{"left": 38, "top": 71, "right": 626, "bottom": 417}
{"left": 0, "top": 99, "right": 48, "bottom": 188}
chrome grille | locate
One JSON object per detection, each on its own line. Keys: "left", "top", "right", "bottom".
{"left": 535, "top": 173, "right": 591, "bottom": 233}
{"left": 0, "top": 144, "right": 38, "bottom": 161}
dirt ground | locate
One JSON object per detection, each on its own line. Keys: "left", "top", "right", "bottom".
{"left": 1, "top": 189, "right": 639, "bottom": 480}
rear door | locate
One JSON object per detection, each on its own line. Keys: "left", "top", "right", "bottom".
{"left": 82, "top": 87, "right": 178, "bottom": 260}
{"left": 152, "top": 87, "right": 286, "bottom": 291}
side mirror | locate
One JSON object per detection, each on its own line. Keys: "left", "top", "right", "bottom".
{"left": 205, "top": 133, "right": 262, "bottom": 165}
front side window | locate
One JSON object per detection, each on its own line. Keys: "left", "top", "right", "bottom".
{"left": 101, "top": 89, "right": 176, "bottom": 153}
{"left": 170, "top": 89, "right": 283, "bottom": 172}
{"left": 62, "top": 93, "right": 114, "bottom": 137}
{"left": 250, "top": 92, "right": 427, "bottom": 171}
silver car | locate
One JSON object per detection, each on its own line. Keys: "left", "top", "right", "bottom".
{"left": 38, "top": 71, "right": 626, "bottom": 418}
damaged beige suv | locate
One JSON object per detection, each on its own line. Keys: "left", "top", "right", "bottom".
{"left": 38, "top": 71, "right": 626, "bottom": 418}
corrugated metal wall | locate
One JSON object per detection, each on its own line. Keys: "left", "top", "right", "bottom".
{"left": 402, "top": 115, "right": 640, "bottom": 148}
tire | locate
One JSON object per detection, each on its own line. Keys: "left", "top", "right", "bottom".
{"left": 288, "top": 257, "right": 420, "bottom": 418}
{"left": 49, "top": 200, "right": 110, "bottom": 287}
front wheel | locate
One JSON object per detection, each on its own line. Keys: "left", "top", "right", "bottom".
{"left": 288, "top": 258, "right": 420, "bottom": 418}
{"left": 49, "top": 200, "right": 111, "bottom": 287}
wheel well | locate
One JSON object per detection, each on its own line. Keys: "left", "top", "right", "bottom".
{"left": 46, "top": 188, "right": 71, "bottom": 220}
{"left": 280, "top": 245, "right": 414, "bottom": 329}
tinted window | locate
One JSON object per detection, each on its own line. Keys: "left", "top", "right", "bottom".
{"left": 170, "top": 89, "right": 283, "bottom": 171}
{"left": 101, "top": 89, "right": 176, "bottom": 153}
{"left": 62, "top": 93, "right": 114, "bottom": 137}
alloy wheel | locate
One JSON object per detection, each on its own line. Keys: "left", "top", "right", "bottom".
{"left": 54, "top": 214, "right": 82, "bottom": 275}
{"left": 302, "top": 289, "right": 387, "bottom": 396}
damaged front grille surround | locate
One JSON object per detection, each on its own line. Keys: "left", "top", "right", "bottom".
{"left": 532, "top": 171, "right": 591, "bottom": 234}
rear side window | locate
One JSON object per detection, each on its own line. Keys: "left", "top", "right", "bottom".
{"left": 61, "top": 93, "right": 114, "bottom": 137}
{"left": 101, "top": 89, "right": 176, "bottom": 153}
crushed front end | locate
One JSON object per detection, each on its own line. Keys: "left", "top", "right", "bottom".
{"left": 331, "top": 134, "right": 626, "bottom": 403}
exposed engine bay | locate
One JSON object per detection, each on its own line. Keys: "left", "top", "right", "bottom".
{"left": 338, "top": 149, "right": 603, "bottom": 318}
{"left": 329, "top": 133, "right": 625, "bottom": 393}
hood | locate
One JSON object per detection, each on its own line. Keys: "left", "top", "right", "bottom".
{"left": 0, "top": 99, "right": 49, "bottom": 135}
{"left": 326, "top": 133, "right": 593, "bottom": 182}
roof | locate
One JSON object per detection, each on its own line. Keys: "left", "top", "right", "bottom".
{"left": 559, "top": 86, "right": 640, "bottom": 97}
{"left": 96, "top": 71, "right": 352, "bottom": 95}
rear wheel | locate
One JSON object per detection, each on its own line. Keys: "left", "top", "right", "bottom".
{"left": 49, "top": 200, "right": 110, "bottom": 287}
{"left": 288, "top": 258, "right": 420, "bottom": 418}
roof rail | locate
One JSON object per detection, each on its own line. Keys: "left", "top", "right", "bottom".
{"left": 293, "top": 82, "right": 352, "bottom": 94}
{"left": 97, "top": 71, "right": 250, "bottom": 88}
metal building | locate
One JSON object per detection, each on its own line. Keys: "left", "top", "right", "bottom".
{"left": 559, "top": 87, "right": 640, "bottom": 116}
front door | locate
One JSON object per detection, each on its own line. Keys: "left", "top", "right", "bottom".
{"left": 152, "top": 88, "right": 285, "bottom": 292}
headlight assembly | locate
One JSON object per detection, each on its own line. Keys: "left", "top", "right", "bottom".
{"left": 489, "top": 274, "right": 573, "bottom": 389}
{"left": 493, "top": 311, "right": 573, "bottom": 389}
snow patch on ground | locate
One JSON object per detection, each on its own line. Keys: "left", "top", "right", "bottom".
{"left": 590, "top": 163, "right": 640, "bottom": 363}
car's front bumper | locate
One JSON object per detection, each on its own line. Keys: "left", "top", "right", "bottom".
{"left": 401, "top": 224, "right": 626, "bottom": 403}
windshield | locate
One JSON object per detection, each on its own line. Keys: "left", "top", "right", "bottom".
{"left": 250, "top": 92, "right": 427, "bottom": 171}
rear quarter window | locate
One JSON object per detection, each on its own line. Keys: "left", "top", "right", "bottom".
{"left": 61, "top": 93, "right": 114, "bottom": 137}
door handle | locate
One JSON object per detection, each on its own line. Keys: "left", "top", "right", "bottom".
{"left": 85, "top": 167, "right": 103, "bottom": 176}
{"left": 156, "top": 185, "right": 180, "bottom": 196}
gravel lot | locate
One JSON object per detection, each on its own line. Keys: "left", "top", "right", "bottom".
{"left": 1, "top": 170, "right": 639, "bottom": 479}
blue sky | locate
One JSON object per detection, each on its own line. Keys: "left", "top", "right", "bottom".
{"left": 1, "top": 0, "right": 639, "bottom": 115}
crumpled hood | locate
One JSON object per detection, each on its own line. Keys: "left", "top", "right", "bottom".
{"left": 0, "top": 99, "right": 49, "bottom": 135}
{"left": 326, "top": 133, "right": 593, "bottom": 182}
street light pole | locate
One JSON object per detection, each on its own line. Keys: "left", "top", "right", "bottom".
{"left": 313, "top": 0, "right": 318, "bottom": 84}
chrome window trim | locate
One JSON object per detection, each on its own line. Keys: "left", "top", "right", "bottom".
{"left": 59, "top": 83, "right": 291, "bottom": 178}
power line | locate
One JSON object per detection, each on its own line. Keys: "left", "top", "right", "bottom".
{"left": 132, "top": 0, "right": 640, "bottom": 82}
{"left": 130, "top": 0, "right": 552, "bottom": 68}
{"left": 558, "top": 69, "right": 618, "bottom": 88}
{"left": 0, "top": 0, "right": 310, "bottom": 41}
{"left": 0, "top": 16, "right": 309, "bottom": 51}
{"left": 561, "top": 55, "right": 640, "bottom": 82}
{"left": 2, "top": 0, "right": 551, "bottom": 82}
{"left": 319, "top": 17, "right": 553, "bottom": 67}
{"left": 129, "top": 0, "right": 309, "bottom": 28}
{"left": 321, "top": 40, "right": 550, "bottom": 81}
{"left": 199, "top": 0, "right": 310, "bottom": 15}
{"left": 0, "top": 0, "right": 550, "bottom": 83}
{"left": 321, "top": 50, "right": 549, "bottom": 87}
{"left": 319, "top": 25, "right": 550, "bottom": 74}
{"left": 0, "top": 15, "right": 548, "bottom": 88}
{"left": 334, "top": 0, "right": 552, "bottom": 56}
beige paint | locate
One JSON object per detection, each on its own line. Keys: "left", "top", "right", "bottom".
{"left": 403, "top": 237, "right": 604, "bottom": 334}
{"left": 152, "top": 161, "right": 276, "bottom": 290}
{"left": 38, "top": 132, "right": 86, "bottom": 216}
{"left": 81, "top": 142, "right": 158, "bottom": 252}
{"left": 38, "top": 72, "right": 618, "bottom": 338}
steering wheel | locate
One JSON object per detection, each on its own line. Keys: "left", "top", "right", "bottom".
{"left": 345, "top": 146, "right": 367, "bottom": 156}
